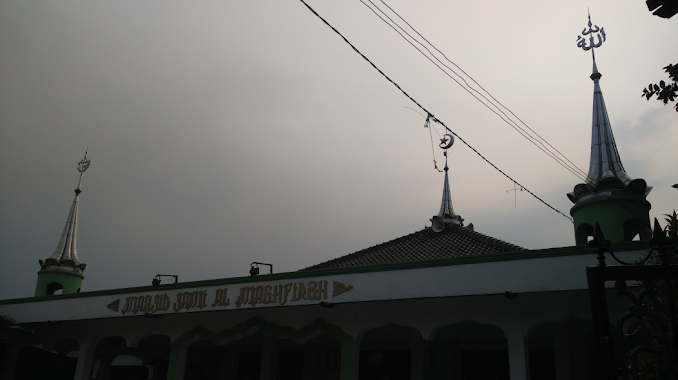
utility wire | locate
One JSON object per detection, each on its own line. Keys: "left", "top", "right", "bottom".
{"left": 298, "top": 0, "right": 574, "bottom": 223}
{"left": 373, "top": 0, "right": 587, "bottom": 179}
{"left": 378, "top": 0, "right": 586, "bottom": 177}
{"left": 362, "top": 0, "right": 588, "bottom": 181}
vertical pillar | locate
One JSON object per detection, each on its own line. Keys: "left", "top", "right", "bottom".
{"left": 349, "top": 340, "right": 359, "bottom": 380}
{"left": 506, "top": 329, "right": 529, "bottom": 380}
{"left": 96, "top": 352, "right": 114, "bottom": 380}
{"left": 431, "top": 339, "right": 450, "bottom": 379}
{"left": 302, "top": 341, "right": 318, "bottom": 380}
{"left": 74, "top": 338, "right": 97, "bottom": 380}
{"left": 166, "top": 341, "right": 189, "bottom": 380}
{"left": 259, "top": 336, "right": 277, "bottom": 380}
{"left": 221, "top": 346, "right": 236, "bottom": 380}
{"left": 554, "top": 323, "right": 571, "bottom": 380}
{"left": 568, "top": 335, "right": 589, "bottom": 380}
{"left": 410, "top": 332, "right": 424, "bottom": 380}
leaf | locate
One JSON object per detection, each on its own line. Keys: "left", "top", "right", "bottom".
{"left": 664, "top": 63, "right": 678, "bottom": 82}
{"left": 660, "top": 80, "right": 666, "bottom": 88}
{"left": 654, "top": 84, "right": 660, "bottom": 92}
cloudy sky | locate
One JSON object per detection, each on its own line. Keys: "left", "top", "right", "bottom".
{"left": 1, "top": 0, "right": 676, "bottom": 300}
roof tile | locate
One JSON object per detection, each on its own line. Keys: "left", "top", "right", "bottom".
{"left": 305, "top": 225, "right": 525, "bottom": 270}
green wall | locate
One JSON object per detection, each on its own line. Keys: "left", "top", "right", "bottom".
{"left": 571, "top": 194, "right": 651, "bottom": 246}
{"left": 34, "top": 269, "right": 84, "bottom": 297}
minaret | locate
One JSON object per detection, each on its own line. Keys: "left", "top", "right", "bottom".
{"left": 35, "top": 151, "right": 90, "bottom": 296}
{"left": 431, "top": 150, "right": 463, "bottom": 232}
{"left": 568, "top": 17, "right": 652, "bottom": 245}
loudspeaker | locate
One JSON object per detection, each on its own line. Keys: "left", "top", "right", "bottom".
{"left": 431, "top": 216, "right": 445, "bottom": 233}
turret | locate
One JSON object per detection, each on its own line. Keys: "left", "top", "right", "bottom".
{"left": 568, "top": 18, "right": 652, "bottom": 245}
{"left": 35, "top": 151, "right": 91, "bottom": 296}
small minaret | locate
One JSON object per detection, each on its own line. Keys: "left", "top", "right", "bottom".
{"left": 568, "top": 17, "right": 652, "bottom": 245}
{"left": 35, "top": 151, "right": 91, "bottom": 296}
{"left": 431, "top": 150, "right": 463, "bottom": 232}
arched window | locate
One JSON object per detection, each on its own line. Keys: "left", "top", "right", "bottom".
{"left": 575, "top": 223, "right": 594, "bottom": 246}
{"left": 46, "top": 282, "right": 64, "bottom": 295}
{"left": 623, "top": 218, "right": 650, "bottom": 242}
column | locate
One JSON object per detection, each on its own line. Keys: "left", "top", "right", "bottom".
{"left": 166, "top": 342, "right": 189, "bottom": 380}
{"left": 506, "top": 329, "right": 529, "bottom": 380}
{"left": 554, "top": 322, "right": 571, "bottom": 380}
{"left": 96, "top": 352, "right": 114, "bottom": 380}
{"left": 221, "top": 345, "right": 237, "bottom": 380}
{"left": 74, "top": 338, "right": 97, "bottom": 380}
{"left": 410, "top": 332, "right": 425, "bottom": 380}
{"left": 259, "top": 335, "right": 277, "bottom": 380}
{"left": 349, "top": 339, "right": 359, "bottom": 380}
{"left": 302, "top": 341, "right": 318, "bottom": 380}
{"left": 431, "top": 338, "right": 453, "bottom": 379}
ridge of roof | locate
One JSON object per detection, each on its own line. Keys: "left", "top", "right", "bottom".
{"left": 304, "top": 225, "right": 525, "bottom": 270}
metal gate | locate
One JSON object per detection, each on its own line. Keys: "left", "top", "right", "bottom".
{"left": 586, "top": 220, "right": 678, "bottom": 380}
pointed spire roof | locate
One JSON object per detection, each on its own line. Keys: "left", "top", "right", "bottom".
{"left": 586, "top": 61, "right": 633, "bottom": 187}
{"left": 39, "top": 151, "right": 90, "bottom": 273}
{"left": 432, "top": 151, "right": 462, "bottom": 227}
{"left": 567, "top": 61, "right": 651, "bottom": 203}
{"left": 437, "top": 157, "right": 456, "bottom": 220}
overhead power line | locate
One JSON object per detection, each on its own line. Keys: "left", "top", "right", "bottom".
{"left": 298, "top": 0, "right": 574, "bottom": 223}
{"left": 360, "top": 0, "right": 589, "bottom": 182}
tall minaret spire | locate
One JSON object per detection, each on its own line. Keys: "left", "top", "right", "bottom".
{"left": 568, "top": 14, "right": 652, "bottom": 246}
{"left": 39, "top": 150, "right": 90, "bottom": 273}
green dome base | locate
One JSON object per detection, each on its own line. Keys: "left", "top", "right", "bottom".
{"left": 35, "top": 268, "right": 84, "bottom": 297}
{"left": 570, "top": 194, "right": 651, "bottom": 246}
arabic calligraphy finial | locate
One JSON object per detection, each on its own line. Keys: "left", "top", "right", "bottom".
{"left": 77, "top": 149, "right": 90, "bottom": 174}
{"left": 576, "top": 12, "right": 606, "bottom": 60}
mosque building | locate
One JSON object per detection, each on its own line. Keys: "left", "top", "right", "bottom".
{"left": 0, "top": 24, "right": 660, "bottom": 380}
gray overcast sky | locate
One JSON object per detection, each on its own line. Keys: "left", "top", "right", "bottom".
{"left": 1, "top": 0, "right": 676, "bottom": 300}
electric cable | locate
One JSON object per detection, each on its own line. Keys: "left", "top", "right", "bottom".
{"left": 362, "top": 0, "right": 589, "bottom": 181}
{"left": 298, "top": 0, "right": 574, "bottom": 223}
{"left": 365, "top": 2, "right": 651, "bottom": 224}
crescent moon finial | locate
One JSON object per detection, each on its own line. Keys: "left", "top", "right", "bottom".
{"left": 439, "top": 134, "right": 454, "bottom": 150}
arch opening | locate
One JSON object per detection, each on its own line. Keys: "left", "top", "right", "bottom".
{"left": 575, "top": 223, "right": 594, "bottom": 246}
{"left": 46, "top": 282, "right": 63, "bottom": 296}
{"left": 359, "top": 324, "right": 421, "bottom": 380}
{"left": 92, "top": 334, "right": 170, "bottom": 380}
{"left": 526, "top": 318, "right": 598, "bottom": 380}
{"left": 431, "top": 320, "right": 509, "bottom": 380}
{"left": 623, "top": 218, "right": 651, "bottom": 242}
{"left": 14, "top": 342, "right": 78, "bottom": 380}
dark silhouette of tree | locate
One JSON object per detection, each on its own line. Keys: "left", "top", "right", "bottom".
{"left": 0, "top": 315, "right": 32, "bottom": 339}
{"left": 634, "top": 211, "right": 678, "bottom": 379}
{"left": 642, "top": 63, "right": 678, "bottom": 112}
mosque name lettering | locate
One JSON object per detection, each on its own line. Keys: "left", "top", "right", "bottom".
{"left": 119, "top": 294, "right": 171, "bottom": 315}
{"left": 234, "top": 280, "right": 328, "bottom": 307}
{"left": 108, "top": 280, "right": 353, "bottom": 315}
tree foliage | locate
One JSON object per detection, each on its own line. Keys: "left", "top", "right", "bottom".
{"left": 642, "top": 64, "right": 678, "bottom": 112}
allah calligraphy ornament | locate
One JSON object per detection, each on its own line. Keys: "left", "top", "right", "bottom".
{"left": 576, "top": 12, "right": 606, "bottom": 59}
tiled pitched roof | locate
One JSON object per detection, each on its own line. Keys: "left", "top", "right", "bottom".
{"left": 305, "top": 225, "right": 525, "bottom": 270}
